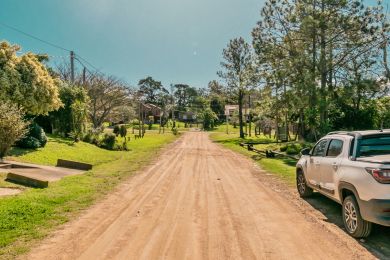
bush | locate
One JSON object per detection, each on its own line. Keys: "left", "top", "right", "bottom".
{"left": 82, "top": 132, "right": 93, "bottom": 143}
{"left": 101, "top": 133, "right": 116, "bottom": 150}
{"left": 171, "top": 127, "right": 178, "bottom": 135}
{"left": 286, "top": 145, "right": 300, "bottom": 155}
{"left": 280, "top": 145, "right": 288, "bottom": 152}
{"left": 0, "top": 103, "right": 29, "bottom": 159}
{"left": 280, "top": 143, "right": 306, "bottom": 155}
{"left": 119, "top": 125, "right": 127, "bottom": 138}
{"left": 16, "top": 123, "right": 47, "bottom": 149}
{"left": 16, "top": 136, "right": 41, "bottom": 149}
{"left": 82, "top": 130, "right": 101, "bottom": 145}
{"left": 113, "top": 125, "right": 120, "bottom": 136}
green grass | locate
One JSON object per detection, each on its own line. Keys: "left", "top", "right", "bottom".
{"left": 0, "top": 173, "right": 24, "bottom": 189}
{"left": 9, "top": 135, "right": 126, "bottom": 166}
{"left": 209, "top": 128, "right": 297, "bottom": 186}
{"left": 0, "top": 132, "right": 178, "bottom": 258}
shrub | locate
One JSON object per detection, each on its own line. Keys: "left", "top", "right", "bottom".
{"left": 16, "top": 136, "right": 41, "bottom": 149}
{"left": 286, "top": 146, "right": 300, "bottom": 155}
{"left": 198, "top": 108, "right": 218, "bottom": 130}
{"left": 101, "top": 133, "right": 117, "bottom": 150}
{"left": 281, "top": 143, "right": 304, "bottom": 155}
{"left": 119, "top": 125, "right": 127, "bottom": 138}
{"left": 82, "top": 132, "right": 93, "bottom": 143}
{"left": 280, "top": 145, "right": 288, "bottom": 152}
{"left": 171, "top": 127, "right": 178, "bottom": 135}
{"left": 30, "top": 123, "right": 47, "bottom": 146}
{"left": 0, "top": 103, "right": 29, "bottom": 159}
{"left": 113, "top": 125, "right": 120, "bottom": 136}
{"left": 82, "top": 130, "right": 101, "bottom": 145}
{"left": 16, "top": 123, "right": 47, "bottom": 149}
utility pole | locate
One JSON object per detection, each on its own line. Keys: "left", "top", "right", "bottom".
{"left": 70, "top": 51, "right": 75, "bottom": 84}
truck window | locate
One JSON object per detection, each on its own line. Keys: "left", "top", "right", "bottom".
{"left": 358, "top": 135, "right": 390, "bottom": 157}
{"left": 312, "top": 139, "right": 328, "bottom": 157}
{"left": 327, "top": 139, "right": 343, "bottom": 157}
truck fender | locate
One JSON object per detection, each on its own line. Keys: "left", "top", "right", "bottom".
{"left": 338, "top": 181, "right": 361, "bottom": 202}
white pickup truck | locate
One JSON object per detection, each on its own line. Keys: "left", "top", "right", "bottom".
{"left": 296, "top": 131, "right": 390, "bottom": 238}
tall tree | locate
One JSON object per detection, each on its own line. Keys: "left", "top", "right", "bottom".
{"left": 252, "top": 0, "right": 386, "bottom": 139}
{"left": 218, "top": 37, "right": 256, "bottom": 138}
{"left": 86, "top": 74, "right": 130, "bottom": 129}
{"left": 172, "top": 84, "right": 199, "bottom": 112}
{"left": 207, "top": 80, "right": 230, "bottom": 119}
{"left": 138, "top": 76, "right": 168, "bottom": 106}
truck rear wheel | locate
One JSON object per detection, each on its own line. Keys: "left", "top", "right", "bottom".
{"left": 342, "top": 195, "right": 372, "bottom": 238}
{"left": 296, "top": 170, "right": 313, "bottom": 198}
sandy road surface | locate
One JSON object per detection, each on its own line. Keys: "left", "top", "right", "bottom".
{"left": 24, "top": 132, "right": 376, "bottom": 260}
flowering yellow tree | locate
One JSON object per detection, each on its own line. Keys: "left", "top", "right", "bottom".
{"left": 0, "top": 41, "right": 62, "bottom": 115}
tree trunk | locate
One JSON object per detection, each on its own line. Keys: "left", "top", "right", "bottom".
{"left": 238, "top": 89, "right": 244, "bottom": 139}
{"left": 308, "top": 0, "right": 318, "bottom": 137}
{"left": 319, "top": 0, "right": 327, "bottom": 129}
{"left": 248, "top": 94, "right": 252, "bottom": 137}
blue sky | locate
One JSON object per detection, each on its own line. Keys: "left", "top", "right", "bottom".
{"left": 0, "top": 0, "right": 384, "bottom": 88}
{"left": 0, "top": 0, "right": 264, "bottom": 88}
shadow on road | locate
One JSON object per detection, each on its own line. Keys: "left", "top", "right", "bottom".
{"left": 304, "top": 193, "right": 390, "bottom": 259}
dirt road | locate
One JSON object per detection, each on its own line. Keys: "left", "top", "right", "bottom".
{"left": 24, "top": 132, "right": 376, "bottom": 260}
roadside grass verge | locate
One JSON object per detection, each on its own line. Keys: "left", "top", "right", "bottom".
{"left": 9, "top": 135, "right": 125, "bottom": 166}
{"left": 0, "top": 132, "right": 178, "bottom": 258}
{"left": 209, "top": 131, "right": 296, "bottom": 186}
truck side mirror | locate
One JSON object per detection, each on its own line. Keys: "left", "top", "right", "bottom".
{"left": 300, "top": 148, "right": 311, "bottom": 156}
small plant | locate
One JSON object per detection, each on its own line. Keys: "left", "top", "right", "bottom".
{"left": 171, "top": 127, "right": 179, "bottom": 135}
{"left": 101, "top": 133, "right": 117, "bottom": 150}
{"left": 69, "top": 131, "right": 82, "bottom": 143}
{"left": 113, "top": 125, "right": 120, "bottom": 136}
{"left": 119, "top": 125, "right": 127, "bottom": 138}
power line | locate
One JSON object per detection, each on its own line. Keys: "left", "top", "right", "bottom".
{"left": 0, "top": 21, "right": 71, "bottom": 52}
{"left": 0, "top": 21, "right": 105, "bottom": 77}
{"left": 75, "top": 54, "right": 101, "bottom": 73}
{"left": 74, "top": 57, "right": 94, "bottom": 75}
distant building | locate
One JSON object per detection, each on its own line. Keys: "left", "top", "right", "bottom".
{"left": 224, "top": 105, "right": 239, "bottom": 116}
{"left": 178, "top": 111, "right": 196, "bottom": 122}
{"left": 141, "top": 103, "right": 162, "bottom": 123}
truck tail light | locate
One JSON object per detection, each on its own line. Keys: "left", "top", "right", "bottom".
{"left": 366, "top": 168, "right": 390, "bottom": 184}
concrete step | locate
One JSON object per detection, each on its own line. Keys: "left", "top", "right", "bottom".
{"left": 6, "top": 172, "right": 49, "bottom": 188}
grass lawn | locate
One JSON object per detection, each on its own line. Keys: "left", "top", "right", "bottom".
{"left": 8, "top": 135, "right": 125, "bottom": 166}
{"left": 0, "top": 132, "right": 178, "bottom": 258}
{"left": 209, "top": 126, "right": 297, "bottom": 186}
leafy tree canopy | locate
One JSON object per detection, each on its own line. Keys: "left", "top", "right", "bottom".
{"left": 0, "top": 41, "right": 62, "bottom": 115}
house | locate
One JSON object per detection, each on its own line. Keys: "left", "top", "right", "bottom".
{"left": 141, "top": 103, "right": 162, "bottom": 123}
{"left": 178, "top": 111, "right": 196, "bottom": 122}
